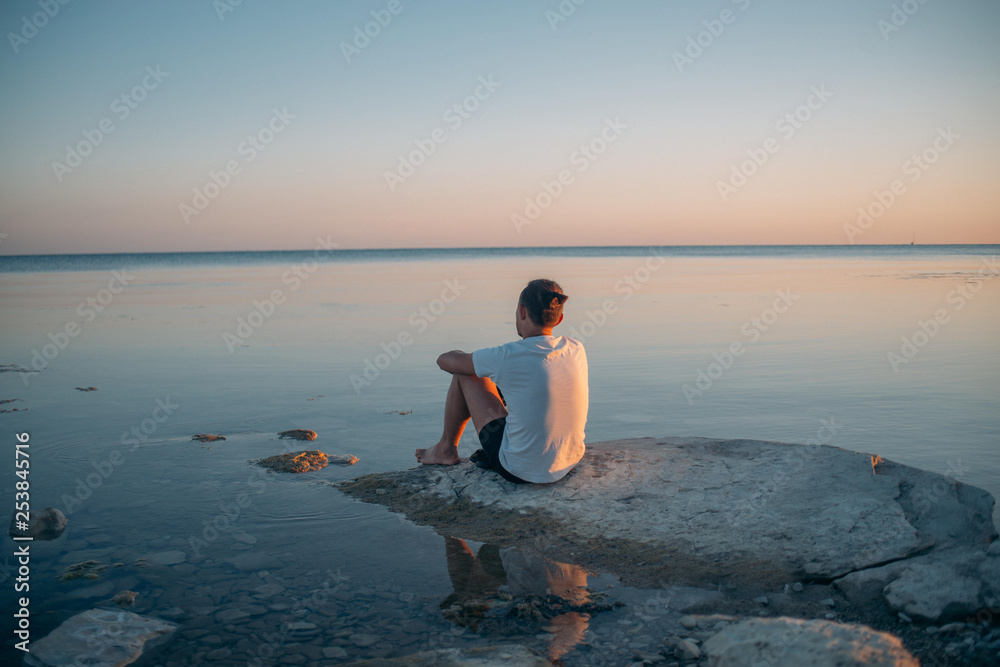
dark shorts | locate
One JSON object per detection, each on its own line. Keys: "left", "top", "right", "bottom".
{"left": 475, "top": 417, "right": 529, "bottom": 484}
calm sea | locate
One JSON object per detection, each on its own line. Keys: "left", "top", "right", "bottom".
{"left": 1, "top": 245, "right": 998, "bottom": 663}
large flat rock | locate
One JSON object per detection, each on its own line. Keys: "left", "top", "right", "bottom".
{"left": 339, "top": 437, "right": 998, "bottom": 612}
{"left": 24, "top": 609, "right": 177, "bottom": 667}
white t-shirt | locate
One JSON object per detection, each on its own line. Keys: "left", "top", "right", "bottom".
{"left": 472, "top": 335, "right": 588, "bottom": 483}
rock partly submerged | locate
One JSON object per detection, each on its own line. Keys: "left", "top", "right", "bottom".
{"left": 279, "top": 428, "right": 318, "bottom": 441}
{"left": 192, "top": 433, "right": 226, "bottom": 442}
{"left": 255, "top": 450, "right": 329, "bottom": 472}
{"left": 338, "top": 436, "right": 999, "bottom": 622}
{"left": 701, "top": 616, "right": 919, "bottom": 666}
{"left": 24, "top": 608, "right": 177, "bottom": 667}
{"left": 253, "top": 450, "right": 358, "bottom": 473}
{"left": 113, "top": 590, "right": 139, "bottom": 608}
{"left": 8, "top": 506, "right": 67, "bottom": 540}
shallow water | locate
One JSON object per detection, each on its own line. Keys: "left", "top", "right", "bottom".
{"left": 1, "top": 247, "right": 998, "bottom": 663}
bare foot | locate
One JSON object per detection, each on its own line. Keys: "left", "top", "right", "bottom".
{"left": 415, "top": 440, "right": 461, "bottom": 465}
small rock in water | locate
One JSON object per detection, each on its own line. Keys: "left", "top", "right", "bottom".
{"left": 754, "top": 595, "right": 769, "bottom": 606}
{"left": 278, "top": 429, "right": 318, "bottom": 441}
{"left": 323, "top": 647, "right": 348, "bottom": 659}
{"left": 60, "top": 560, "right": 107, "bottom": 581}
{"left": 192, "top": 434, "right": 226, "bottom": 442}
{"left": 254, "top": 583, "right": 284, "bottom": 598}
{"left": 253, "top": 450, "right": 328, "bottom": 473}
{"left": 147, "top": 550, "right": 187, "bottom": 566}
{"left": 9, "top": 506, "right": 67, "bottom": 540}
{"left": 792, "top": 582, "right": 804, "bottom": 592}
{"left": 821, "top": 598, "right": 836, "bottom": 608}
{"left": 113, "top": 590, "right": 139, "bottom": 608}
{"left": 329, "top": 454, "right": 360, "bottom": 466}
{"left": 284, "top": 621, "right": 319, "bottom": 638}
{"left": 351, "top": 633, "right": 380, "bottom": 647}
{"left": 825, "top": 613, "right": 836, "bottom": 620}
{"left": 75, "top": 386, "right": 98, "bottom": 391}
{"left": 215, "top": 609, "right": 250, "bottom": 624}
{"left": 898, "top": 612, "right": 913, "bottom": 624}
{"left": 0, "top": 365, "right": 36, "bottom": 374}
{"left": 680, "top": 615, "right": 697, "bottom": 629}
{"left": 675, "top": 638, "right": 701, "bottom": 660}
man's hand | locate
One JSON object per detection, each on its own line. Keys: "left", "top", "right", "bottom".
{"left": 437, "top": 350, "right": 476, "bottom": 375}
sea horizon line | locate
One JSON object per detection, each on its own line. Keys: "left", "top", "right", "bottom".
{"left": 2, "top": 242, "right": 999, "bottom": 262}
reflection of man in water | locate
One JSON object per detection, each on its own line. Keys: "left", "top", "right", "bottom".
{"left": 416, "top": 279, "right": 589, "bottom": 484}
{"left": 440, "top": 536, "right": 590, "bottom": 663}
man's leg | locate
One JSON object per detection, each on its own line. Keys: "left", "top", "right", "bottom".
{"left": 416, "top": 374, "right": 507, "bottom": 465}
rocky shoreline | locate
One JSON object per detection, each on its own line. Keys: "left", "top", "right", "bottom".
{"left": 338, "top": 436, "right": 1000, "bottom": 665}
{"left": 21, "top": 436, "right": 1000, "bottom": 665}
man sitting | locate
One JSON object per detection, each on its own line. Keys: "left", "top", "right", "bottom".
{"left": 415, "top": 279, "right": 589, "bottom": 483}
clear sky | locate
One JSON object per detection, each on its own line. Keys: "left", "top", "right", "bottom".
{"left": 0, "top": 0, "right": 998, "bottom": 255}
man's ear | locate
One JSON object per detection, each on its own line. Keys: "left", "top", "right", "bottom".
{"left": 555, "top": 313, "right": 564, "bottom": 326}
{"left": 518, "top": 304, "right": 527, "bottom": 320}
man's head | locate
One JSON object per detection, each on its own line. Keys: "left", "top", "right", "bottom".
{"left": 517, "top": 279, "right": 568, "bottom": 336}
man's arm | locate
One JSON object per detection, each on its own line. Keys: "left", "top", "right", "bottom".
{"left": 437, "top": 350, "right": 476, "bottom": 376}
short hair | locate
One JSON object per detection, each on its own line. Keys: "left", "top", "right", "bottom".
{"left": 519, "top": 279, "right": 568, "bottom": 327}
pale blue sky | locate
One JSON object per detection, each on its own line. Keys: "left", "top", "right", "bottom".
{"left": 1, "top": 0, "right": 998, "bottom": 254}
